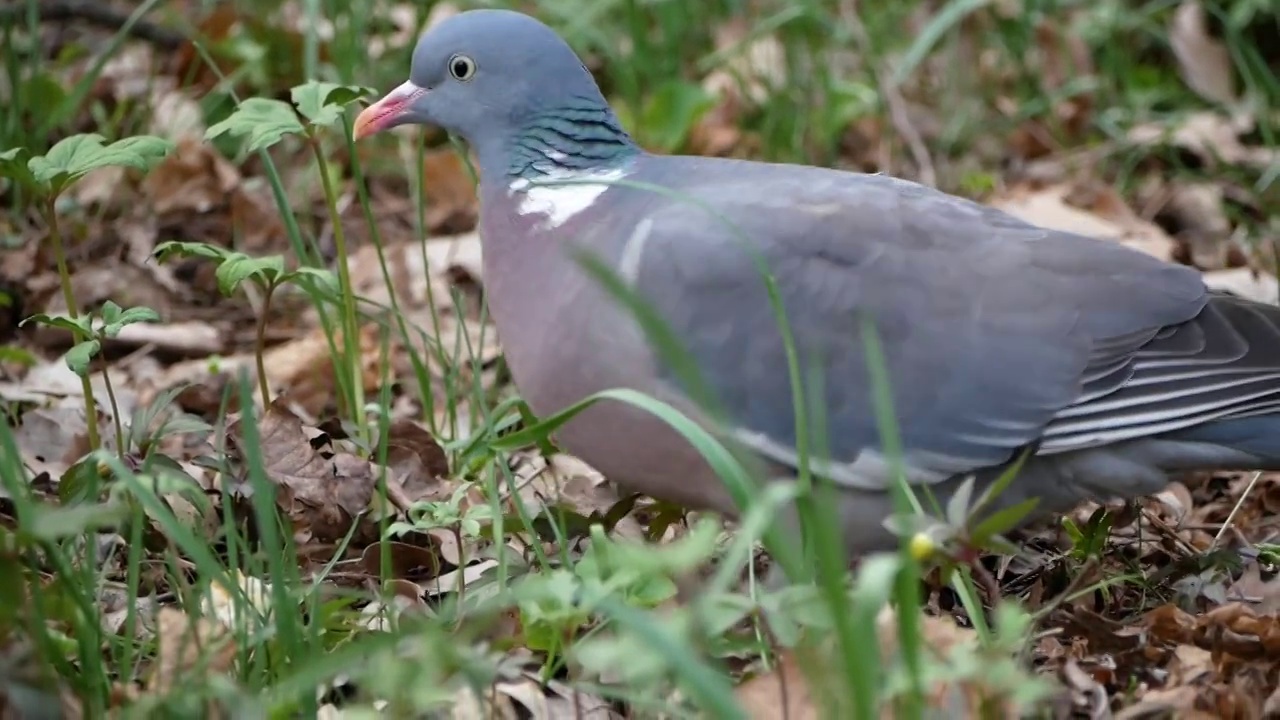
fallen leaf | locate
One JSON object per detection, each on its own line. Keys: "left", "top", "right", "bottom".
{"left": 260, "top": 323, "right": 385, "bottom": 416}
{"left": 1128, "top": 111, "right": 1280, "bottom": 172}
{"left": 1160, "top": 182, "right": 1235, "bottom": 269}
{"left": 229, "top": 179, "right": 290, "bottom": 253}
{"left": 418, "top": 147, "right": 479, "bottom": 235}
{"left": 991, "top": 182, "right": 1176, "bottom": 260}
{"left": 377, "top": 419, "right": 450, "bottom": 500}
{"left": 10, "top": 397, "right": 92, "bottom": 483}
{"left": 142, "top": 138, "right": 241, "bottom": 215}
{"left": 226, "top": 399, "right": 379, "bottom": 544}
{"left": 1169, "top": 0, "right": 1236, "bottom": 105}
{"left": 147, "top": 606, "right": 237, "bottom": 699}
{"left": 360, "top": 540, "right": 447, "bottom": 581}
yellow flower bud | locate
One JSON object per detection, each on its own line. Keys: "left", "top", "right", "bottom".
{"left": 909, "top": 532, "right": 937, "bottom": 561}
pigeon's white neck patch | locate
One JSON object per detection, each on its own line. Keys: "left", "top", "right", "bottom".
{"left": 509, "top": 166, "right": 628, "bottom": 229}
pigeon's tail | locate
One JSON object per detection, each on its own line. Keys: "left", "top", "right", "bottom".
{"left": 1146, "top": 291, "right": 1280, "bottom": 468}
{"left": 1156, "top": 415, "right": 1280, "bottom": 469}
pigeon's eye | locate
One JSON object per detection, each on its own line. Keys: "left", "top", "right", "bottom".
{"left": 448, "top": 54, "right": 476, "bottom": 81}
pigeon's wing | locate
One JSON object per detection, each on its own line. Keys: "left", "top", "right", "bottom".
{"left": 616, "top": 159, "right": 1208, "bottom": 489}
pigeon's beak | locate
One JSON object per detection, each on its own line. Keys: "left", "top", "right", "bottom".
{"left": 353, "top": 80, "right": 428, "bottom": 139}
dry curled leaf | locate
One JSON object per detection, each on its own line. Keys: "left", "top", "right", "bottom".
{"left": 378, "top": 418, "right": 450, "bottom": 500}
{"left": 227, "top": 398, "right": 379, "bottom": 543}
{"left": 1169, "top": 0, "right": 1236, "bottom": 105}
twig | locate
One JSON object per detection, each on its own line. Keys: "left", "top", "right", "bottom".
{"left": 1211, "top": 470, "right": 1263, "bottom": 550}
{"left": 839, "top": 0, "right": 938, "bottom": 187}
{"left": 0, "top": 0, "right": 186, "bottom": 50}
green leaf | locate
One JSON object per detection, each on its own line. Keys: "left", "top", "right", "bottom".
{"left": 100, "top": 305, "right": 160, "bottom": 338}
{"left": 284, "top": 266, "right": 339, "bottom": 294}
{"left": 20, "top": 313, "right": 92, "bottom": 335}
{"left": 291, "top": 81, "right": 372, "bottom": 127}
{"left": 0, "top": 345, "right": 38, "bottom": 367}
{"left": 29, "top": 134, "right": 173, "bottom": 195}
{"left": 640, "top": 80, "right": 715, "bottom": 153}
{"left": 24, "top": 500, "right": 128, "bottom": 541}
{"left": 969, "top": 497, "right": 1039, "bottom": 543}
{"left": 205, "top": 97, "right": 304, "bottom": 152}
{"left": 65, "top": 340, "right": 100, "bottom": 375}
{"left": 99, "top": 300, "right": 124, "bottom": 325}
{"left": 214, "top": 252, "right": 285, "bottom": 295}
{"left": 153, "top": 240, "right": 231, "bottom": 263}
{"left": 0, "top": 147, "right": 40, "bottom": 194}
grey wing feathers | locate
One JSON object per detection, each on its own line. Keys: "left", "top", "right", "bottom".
{"left": 620, "top": 158, "right": 1217, "bottom": 489}
{"left": 1040, "top": 292, "right": 1280, "bottom": 451}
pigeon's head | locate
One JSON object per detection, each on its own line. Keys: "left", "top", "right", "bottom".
{"left": 353, "top": 10, "right": 606, "bottom": 147}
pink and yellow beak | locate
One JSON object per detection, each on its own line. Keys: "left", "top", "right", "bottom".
{"left": 353, "top": 80, "right": 428, "bottom": 140}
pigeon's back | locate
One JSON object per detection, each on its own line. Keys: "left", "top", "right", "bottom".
{"left": 572, "top": 154, "right": 1280, "bottom": 492}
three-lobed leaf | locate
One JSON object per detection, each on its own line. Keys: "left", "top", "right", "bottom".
{"left": 205, "top": 98, "right": 304, "bottom": 152}
{"left": 291, "top": 81, "right": 372, "bottom": 127}
{"left": 99, "top": 300, "right": 160, "bottom": 338}
{"left": 215, "top": 252, "right": 285, "bottom": 295}
{"left": 28, "top": 134, "right": 173, "bottom": 195}
{"left": 285, "top": 266, "right": 340, "bottom": 295}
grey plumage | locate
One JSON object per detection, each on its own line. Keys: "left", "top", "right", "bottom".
{"left": 356, "top": 9, "right": 1280, "bottom": 554}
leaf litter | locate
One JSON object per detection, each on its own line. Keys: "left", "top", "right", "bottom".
{"left": 2, "top": 2, "right": 1280, "bottom": 718}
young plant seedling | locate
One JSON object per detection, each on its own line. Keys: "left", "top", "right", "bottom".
{"left": 203, "top": 80, "right": 372, "bottom": 436}
{"left": 1, "top": 133, "right": 174, "bottom": 452}
{"left": 152, "top": 240, "right": 338, "bottom": 409}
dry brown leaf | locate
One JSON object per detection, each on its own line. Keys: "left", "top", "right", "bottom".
{"left": 496, "top": 675, "right": 618, "bottom": 720}
{"left": 378, "top": 419, "right": 450, "bottom": 500}
{"left": 226, "top": 399, "right": 379, "bottom": 544}
{"left": 147, "top": 607, "right": 237, "bottom": 701}
{"left": 39, "top": 263, "right": 175, "bottom": 321}
{"left": 109, "top": 321, "right": 224, "bottom": 356}
{"left": 735, "top": 651, "right": 819, "bottom": 720}
{"left": 142, "top": 138, "right": 241, "bottom": 215}
{"left": 71, "top": 167, "right": 129, "bottom": 208}
{"left": 99, "top": 586, "right": 159, "bottom": 640}
{"left": 360, "top": 540, "right": 448, "bottom": 580}
{"left": 419, "top": 147, "right": 480, "bottom": 235}
{"left": 9, "top": 397, "right": 92, "bottom": 483}
{"left": 230, "top": 179, "right": 290, "bottom": 253}
{"left": 504, "top": 452, "right": 645, "bottom": 542}
{"left": 1160, "top": 182, "right": 1235, "bottom": 269}
{"left": 148, "top": 85, "right": 206, "bottom": 141}
{"left": 96, "top": 44, "right": 156, "bottom": 101}
{"left": 1169, "top": 0, "right": 1237, "bottom": 105}
{"left": 367, "top": 3, "right": 423, "bottom": 60}
{"left": 260, "top": 323, "right": 385, "bottom": 416}
{"left": 990, "top": 182, "right": 1177, "bottom": 260}
{"left": 1128, "top": 111, "right": 1280, "bottom": 172}
{"left": 1226, "top": 561, "right": 1280, "bottom": 613}
{"left": 737, "top": 608, "right": 1012, "bottom": 719}
{"left": 690, "top": 19, "right": 784, "bottom": 157}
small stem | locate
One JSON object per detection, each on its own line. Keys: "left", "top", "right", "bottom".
{"left": 45, "top": 198, "right": 101, "bottom": 451}
{"left": 255, "top": 281, "right": 276, "bottom": 409}
{"left": 99, "top": 359, "right": 125, "bottom": 456}
{"left": 309, "top": 133, "right": 367, "bottom": 441}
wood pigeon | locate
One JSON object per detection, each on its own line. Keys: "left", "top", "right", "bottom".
{"left": 354, "top": 9, "right": 1280, "bottom": 553}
